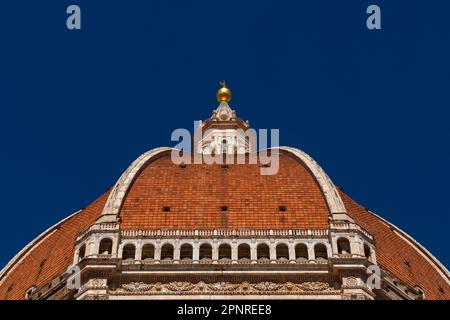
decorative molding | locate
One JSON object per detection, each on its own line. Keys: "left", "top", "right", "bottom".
{"left": 341, "top": 276, "right": 375, "bottom": 299}
{"left": 342, "top": 276, "right": 360, "bottom": 288}
{"left": 76, "top": 278, "right": 109, "bottom": 299}
{"left": 112, "top": 281, "right": 340, "bottom": 295}
{"left": 81, "top": 295, "right": 109, "bottom": 300}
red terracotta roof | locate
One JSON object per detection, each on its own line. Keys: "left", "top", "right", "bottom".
{"left": 119, "top": 152, "right": 331, "bottom": 229}
{"left": 1, "top": 150, "right": 449, "bottom": 300}
{"left": 0, "top": 191, "right": 110, "bottom": 300}
{"left": 340, "top": 190, "right": 450, "bottom": 300}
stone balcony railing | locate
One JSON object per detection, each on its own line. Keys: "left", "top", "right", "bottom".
{"left": 102, "top": 258, "right": 332, "bottom": 265}
{"left": 76, "top": 223, "right": 120, "bottom": 241}
{"left": 82, "top": 255, "right": 333, "bottom": 266}
{"left": 329, "top": 222, "right": 373, "bottom": 240}
{"left": 87, "top": 254, "right": 113, "bottom": 259}
{"left": 76, "top": 224, "right": 372, "bottom": 243}
{"left": 333, "top": 253, "right": 362, "bottom": 259}
{"left": 120, "top": 228, "right": 329, "bottom": 238}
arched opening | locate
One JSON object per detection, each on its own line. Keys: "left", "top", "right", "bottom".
{"left": 179, "top": 243, "right": 193, "bottom": 260}
{"left": 257, "top": 243, "right": 270, "bottom": 261}
{"left": 221, "top": 139, "right": 228, "bottom": 154}
{"left": 98, "top": 238, "right": 113, "bottom": 255}
{"left": 238, "top": 243, "right": 250, "bottom": 261}
{"left": 161, "top": 243, "right": 174, "bottom": 260}
{"left": 218, "top": 244, "right": 231, "bottom": 261}
{"left": 276, "top": 244, "right": 289, "bottom": 261}
{"left": 337, "top": 238, "right": 351, "bottom": 255}
{"left": 364, "top": 244, "right": 372, "bottom": 262}
{"left": 142, "top": 244, "right": 155, "bottom": 260}
{"left": 199, "top": 243, "right": 212, "bottom": 260}
{"left": 295, "top": 243, "right": 308, "bottom": 261}
{"left": 122, "top": 244, "right": 136, "bottom": 260}
{"left": 78, "top": 244, "right": 86, "bottom": 261}
{"left": 314, "top": 243, "right": 328, "bottom": 260}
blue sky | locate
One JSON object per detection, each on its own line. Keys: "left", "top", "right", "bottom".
{"left": 0, "top": 0, "right": 449, "bottom": 269}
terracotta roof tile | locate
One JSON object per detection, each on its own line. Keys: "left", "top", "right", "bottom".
{"left": 0, "top": 191, "right": 110, "bottom": 300}
{"left": 119, "top": 152, "right": 331, "bottom": 229}
{"left": 340, "top": 190, "right": 450, "bottom": 300}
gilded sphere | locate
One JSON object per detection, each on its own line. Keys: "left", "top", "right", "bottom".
{"left": 216, "top": 82, "right": 232, "bottom": 103}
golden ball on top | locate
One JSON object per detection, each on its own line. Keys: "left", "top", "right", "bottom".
{"left": 216, "top": 81, "right": 232, "bottom": 103}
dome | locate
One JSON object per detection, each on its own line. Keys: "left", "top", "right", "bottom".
{"left": 1, "top": 90, "right": 449, "bottom": 300}
{"left": 1, "top": 147, "right": 449, "bottom": 300}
